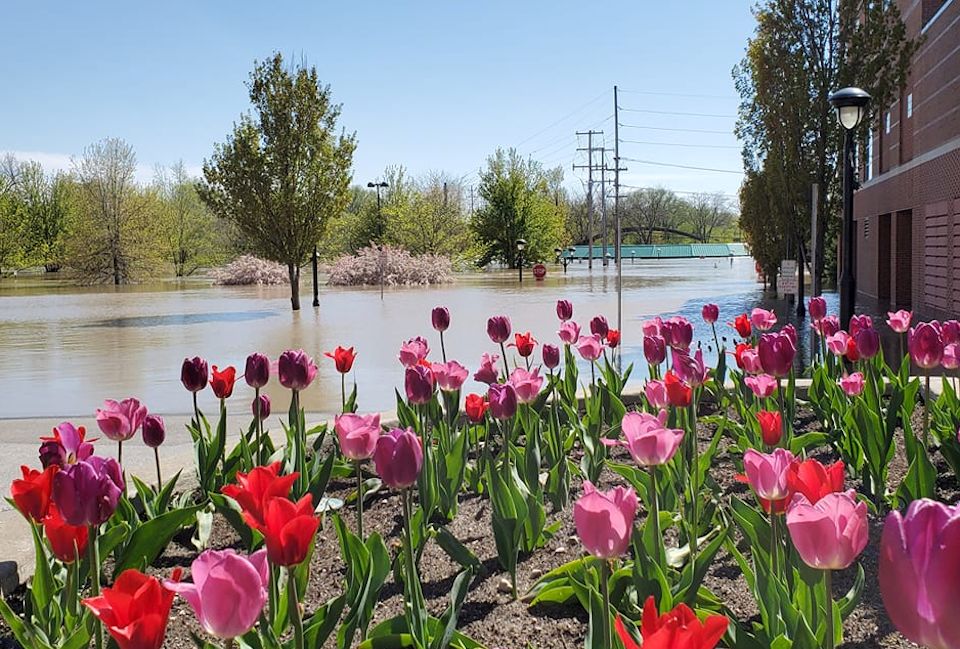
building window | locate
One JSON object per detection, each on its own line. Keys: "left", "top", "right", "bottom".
{"left": 907, "top": 93, "right": 913, "bottom": 118}
{"left": 885, "top": 111, "right": 891, "bottom": 133}
{"left": 864, "top": 216, "right": 871, "bottom": 239}
{"left": 866, "top": 129, "right": 874, "bottom": 181}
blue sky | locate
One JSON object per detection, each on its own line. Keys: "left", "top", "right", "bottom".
{"left": 0, "top": 1, "right": 755, "bottom": 200}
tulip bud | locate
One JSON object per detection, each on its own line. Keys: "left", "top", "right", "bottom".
{"left": 404, "top": 365, "right": 435, "bottom": 405}
{"left": 244, "top": 353, "right": 270, "bottom": 388}
{"left": 855, "top": 326, "right": 880, "bottom": 359}
{"left": 701, "top": 303, "right": 719, "bottom": 324}
{"left": 589, "top": 315, "right": 609, "bottom": 338}
{"left": 252, "top": 394, "right": 271, "bottom": 420}
{"left": 644, "top": 335, "right": 666, "bottom": 365}
{"left": 757, "top": 410, "right": 782, "bottom": 446}
{"left": 487, "top": 315, "right": 512, "bottom": 343}
{"left": 181, "top": 356, "right": 209, "bottom": 393}
{"left": 487, "top": 383, "right": 518, "bottom": 420}
{"left": 39, "top": 440, "right": 66, "bottom": 469}
{"left": 278, "top": 349, "right": 318, "bottom": 390}
{"left": 142, "top": 414, "right": 166, "bottom": 448}
{"left": 542, "top": 343, "right": 560, "bottom": 369}
{"left": 373, "top": 428, "right": 423, "bottom": 489}
{"left": 556, "top": 299, "right": 573, "bottom": 321}
{"left": 808, "top": 296, "right": 827, "bottom": 321}
{"left": 431, "top": 306, "right": 450, "bottom": 332}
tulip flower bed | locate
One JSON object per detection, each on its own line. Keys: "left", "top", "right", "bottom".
{"left": 4, "top": 299, "right": 960, "bottom": 649}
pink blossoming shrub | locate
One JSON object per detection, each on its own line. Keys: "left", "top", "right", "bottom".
{"left": 326, "top": 245, "right": 452, "bottom": 287}
{"left": 212, "top": 255, "right": 289, "bottom": 286}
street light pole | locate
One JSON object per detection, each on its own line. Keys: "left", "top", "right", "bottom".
{"left": 312, "top": 245, "right": 319, "bottom": 307}
{"left": 367, "top": 181, "right": 389, "bottom": 300}
{"left": 516, "top": 239, "right": 526, "bottom": 283}
{"left": 828, "top": 87, "right": 871, "bottom": 329}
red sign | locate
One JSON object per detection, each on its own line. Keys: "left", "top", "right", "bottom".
{"left": 533, "top": 263, "right": 547, "bottom": 280}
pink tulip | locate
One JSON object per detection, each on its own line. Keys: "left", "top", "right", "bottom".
{"left": 163, "top": 549, "right": 268, "bottom": 640}
{"left": 398, "top": 336, "right": 430, "bottom": 368}
{"left": 487, "top": 383, "right": 517, "bottom": 420}
{"left": 744, "top": 374, "right": 777, "bottom": 399}
{"left": 404, "top": 365, "right": 434, "bottom": 405}
{"left": 750, "top": 308, "right": 777, "bottom": 332}
{"left": 431, "top": 360, "right": 469, "bottom": 392}
{"left": 556, "top": 299, "right": 573, "bottom": 321}
{"left": 702, "top": 303, "right": 719, "bottom": 324}
{"left": 880, "top": 499, "right": 960, "bottom": 649}
{"left": 473, "top": 353, "right": 500, "bottom": 385}
{"left": 558, "top": 320, "right": 581, "bottom": 345}
{"left": 373, "top": 428, "right": 423, "bottom": 490}
{"left": 808, "top": 297, "right": 827, "bottom": 321}
{"left": 334, "top": 413, "right": 381, "bottom": 461}
{"left": 909, "top": 322, "right": 944, "bottom": 369}
{"left": 642, "top": 317, "right": 663, "bottom": 337}
{"left": 643, "top": 335, "right": 666, "bottom": 366}
{"left": 573, "top": 481, "right": 637, "bottom": 559}
{"left": 615, "top": 410, "right": 684, "bottom": 466}
{"left": 855, "top": 326, "right": 880, "bottom": 359}
{"left": 542, "top": 344, "right": 560, "bottom": 370}
{"left": 887, "top": 310, "right": 912, "bottom": 334}
{"left": 812, "top": 315, "right": 841, "bottom": 338}
{"left": 740, "top": 347, "right": 763, "bottom": 374}
{"left": 95, "top": 398, "right": 148, "bottom": 442}
{"left": 786, "top": 490, "right": 867, "bottom": 570}
{"left": 575, "top": 334, "right": 603, "bottom": 361}
{"left": 943, "top": 343, "right": 959, "bottom": 370}
{"left": 644, "top": 380, "right": 669, "bottom": 409}
{"left": 943, "top": 320, "right": 960, "bottom": 346}
{"left": 508, "top": 367, "right": 544, "bottom": 404}
{"left": 781, "top": 323, "right": 798, "bottom": 348}
{"left": 743, "top": 448, "right": 796, "bottom": 503}
{"left": 487, "top": 315, "right": 512, "bottom": 344}
{"left": 826, "top": 331, "right": 852, "bottom": 356}
{"left": 661, "top": 316, "right": 693, "bottom": 350}
{"left": 839, "top": 372, "right": 865, "bottom": 397}
{"left": 758, "top": 332, "right": 796, "bottom": 377}
{"left": 672, "top": 348, "right": 708, "bottom": 387}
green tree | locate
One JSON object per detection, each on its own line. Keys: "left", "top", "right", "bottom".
{"left": 198, "top": 52, "right": 356, "bottom": 310}
{"left": 155, "top": 162, "right": 226, "bottom": 276}
{"left": 16, "top": 162, "right": 74, "bottom": 272}
{"left": 0, "top": 155, "right": 27, "bottom": 273}
{"left": 471, "top": 148, "right": 566, "bottom": 268}
{"left": 734, "top": 0, "right": 918, "bottom": 290}
{"left": 389, "top": 172, "right": 474, "bottom": 258}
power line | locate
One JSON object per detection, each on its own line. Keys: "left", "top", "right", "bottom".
{"left": 618, "top": 88, "right": 737, "bottom": 100}
{"left": 618, "top": 122, "right": 733, "bottom": 135}
{"left": 619, "top": 156, "right": 744, "bottom": 174}
{"left": 620, "top": 138, "right": 739, "bottom": 149}
{"left": 620, "top": 183, "right": 739, "bottom": 198}
{"left": 617, "top": 106, "right": 735, "bottom": 118}
{"left": 513, "top": 90, "right": 608, "bottom": 148}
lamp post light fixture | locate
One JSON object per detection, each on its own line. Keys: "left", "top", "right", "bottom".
{"left": 828, "top": 86, "right": 871, "bottom": 329}
{"left": 516, "top": 238, "right": 527, "bottom": 283}
{"left": 367, "top": 181, "right": 389, "bottom": 300}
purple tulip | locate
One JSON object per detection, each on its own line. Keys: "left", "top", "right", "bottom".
{"left": 95, "top": 398, "right": 148, "bottom": 442}
{"left": 142, "top": 415, "right": 166, "bottom": 448}
{"left": 373, "top": 428, "right": 423, "bottom": 490}
{"left": 758, "top": 331, "right": 796, "bottom": 377}
{"left": 252, "top": 394, "right": 271, "bottom": 420}
{"left": 542, "top": 344, "right": 560, "bottom": 370}
{"left": 943, "top": 320, "right": 960, "bottom": 346}
{"left": 404, "top": 365, "right": 435, "bottom": 405}
{"left": 849, "top": 314, "right": 874, "bottom": 337}
{"left": 487, "top": 315, "right": 512, "bottom": 344}
{"left": 643, "top": 335, "right": 667, "bottom": 366}
{"left": 855, "top": 326, "right": 880, "bottom": 359}
{"left": 431, "top": 306, "right": 450, "bottom": 332}
{"left": 808, "top": 296, "right": 827, "bottom": 321}
{"left": 473, "top": 353, "right": 500, "bottom": 385}
{"left": 244, "top": 353, "right": 270, "bottom": 388}
{"left": 278, "top": 349, "right": 318, "bottom": 391}
{"left": 487, "top": 383, "right": 518, "bottom": 420}
{"left": 181, "top": 356, "right": 209, "bottom": 393}
{"left": 701, "top": 303, "right": 719, "bottom": 324}
{"left": 671, "top": 348, "right": 709, "bottom": 387}
{"left": 40, "top": 422, "right": 94, "bottom": 468}
{"left": 39, "top": 440, "right": 66, "bottom": 469}
{"left": 52, "top": 456, "right": 123, "bottom": 526}
{"left": 909, "top": 322, "right": 944, "bottom": 369}
{"left": 589, "top": 315, "right": 609, "bottom": 338}
{"left": 556, "top": 299, "right": 573, "bottom": 322}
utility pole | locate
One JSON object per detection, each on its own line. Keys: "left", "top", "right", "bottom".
{"left": 469, "top": 186, "right": 475, "bottom": 214}
{"left": 613, "top": 85, "right": 627, "bottom": 368}
{"left": 575, "top": 130, "right": 603, "bottom": 269}
{"left": 600, "top": 150, "right": 608, "bottom": 267}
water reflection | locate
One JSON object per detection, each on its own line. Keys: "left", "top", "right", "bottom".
{"left": 84, "top": 310, "right": 279, "bottom": 328}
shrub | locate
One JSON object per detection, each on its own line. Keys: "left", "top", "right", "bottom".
{"left": 326, "top": 245, "right": 452, "bottom": 287}
{"left": 212, "top": 255, "right": 289, "bottom": 285}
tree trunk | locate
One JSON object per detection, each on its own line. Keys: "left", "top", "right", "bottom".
{"left": 288, "top": 263, "right": 301, "bottom": 311}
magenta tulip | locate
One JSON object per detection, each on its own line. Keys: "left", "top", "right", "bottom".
{"left": 886, "top": 310, "right": 912, "bottom": 334}
{"left": 142, "top": 415, "right": 165, "bottom": 448}
{"left": 943, "top": 320, "right": 960, "bottom": 346}
{"left": 41, "top": 422, "right": 94, "bottom": 468}
{"left": 487, "top": 383, "right": 518, "bottom": 420}
{"left": 849, "top": 314, "right": 873, "bottom": 337}
{"left": 431, "top": 360, "right": 469, "bottom": 392}
{"left": 334, "top": 413, "right": 381, "bottom": 461}
{"left": 473, "top": 353, "right": 500, "bottom": 385}
{"left": 508, "top": 367, "right": 544, "bottom": 404}
{"left": 556, "top": 299, "right": 573, "bottom": 321}
{"left": 558, "top": 320, "right": 581, "bottom": 345}
{"left": 909, "top": 322, "right": 944, "bottom": 369}
{"left": 943, "top": 343, "right": 959, "bottom": 370}
{"left": 181, "top": 356, "right": 209, "bottom": 393}
{"left": 808, "top": 297, "right": 827, "bottom": 321}
{"left": 672, "top": 348, "right": 708, "bottom": 387}
{"left": 643, "top": 335, "right": 667, "bottom": 366}
{"left": 740, "top": 347, "right": 763, "bottom": 374}
{"left": 839, "top": 372, "right": 865, "bottom": 397}
{"left": 487, "top": 315, "right": 512, "bottom": 343}
{"left": 786, "top": 490, "right": 867, "bottom": 570}
{"left": 398, "top": 336, "right": 430, "bottom": 368}
{"left": 373, "top": 428, "right": 423, "bottom": 489}
{"left": 252, "top": 394, "right": 271, "bottom": 420}
{"left": 701, "top": 303, "right": 719, "bottom": 324}
{"left": 758, "top": 332, "right": 796, "bottom": 377}
{"left": 745, "top": 374, "right": 777, "bottom": 399}
{"left": 404, "top": 365, "right": 435, "bottom": 405}
{"left": 644, "top": 380, "right": 668, "bottom": 409}
{"left": 661, "top": 316, "right": 693, "bottom": 350}
{"left": 244, "top": 353, "right": 270, "bottom": 388}
{"left": 431, "top": 306, "right": 450, "bottom": 332}
{"left": 855, "top": 326, "right": 880, "bottom": 359}
{"left": 278, "top": 349, "right": 318, "bottom": 390}
{"left": 826, "top": 331, "right": 852, "bottom": 356}
{"left": 642, "top": 317, "right": 663, "bottom": 337}
{"left": 95, "top": 398, "right": 147, "bottom": 442}
{"left": 813, "top": 315, "right": 841, "bottom": 338}
{"left": 616, "top": 410, "right": 684, "bottom": 466}
{"left": 750, "top": 308, "right": 777, "bottom": 332}
{"left": 542, "top": 343, "right": 560, "bottom": 370}
{"left": 573, "top": 481, "right": 637, "bottom": 559}
{"left": 589, "top": 315, "right": 609, "bottom": 338}
{"left": 164, "top": 549, "right": 268, "bottom": 640}
{"left": 743, "top": 448, "right": 796, "bottom": 504}
{"left": 575, "top": 334, "right": 603, "bottom": 361}
{"left": 880, "top": 499, "right": 960, "bottom": 649}
{"left": 52, "top": 456, "right": 123, "bottom": 526}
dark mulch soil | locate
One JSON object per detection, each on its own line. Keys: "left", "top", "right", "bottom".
{"left": 2, "top": 402, "right": 953, "bottom": 648}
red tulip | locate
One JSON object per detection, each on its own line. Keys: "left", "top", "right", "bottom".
{"left": 757, "top": 410, "right": 782, "bottom": 446}
{"left": 83, "top": 568, "right": 181, "bottom": 649}
{"left": 324, "top": 346, "right": 356, "bottom": 374}
{"left": 787, "top": 458, "right": 845, "bottom": 505}
{"left": 43, "top": 504, "right": 88, "bottom": 563}
{"left": 615, "top": 596, "right": 727, "bottom": 649}
{"left": 732, "top": 343, "right": 752, "bottom": 370}
{"left": 731, "top": 313, "right": 752, "bottom": 338}
{"left": 664, "top": 370, "right": 692, "bottom": 408}
{"left": 10, "top": 464, "right": 57, "bottom": 522}
{"left": 261, "top": 495, "right": 319, "bottom": 566}
{"left": 510, "top": 332, "right": 537, "bottom": 357}
{"left": 845, "top": 336, "right": 860, "bottom": 362}
{"left": 211, "top": 365, "right": 237, "bottom": 399}
{"left": 221, "top": 463, "right": 298, "bottom": 532}
{"left": 464, "top": 394, "right": 489, "bottom": 423}
{"left": 606, "top": 329, "right": 621, "bottom": 348}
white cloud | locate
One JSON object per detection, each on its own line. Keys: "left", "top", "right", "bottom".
{"left": 1, "top": 150, "right": 203, "bottom": 185}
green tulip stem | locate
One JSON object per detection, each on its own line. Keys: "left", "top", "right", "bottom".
{"left": 341, "top": 373, "right": 346, "bottom": 413}
{"left": 355, "top": 460, "right": 364, "bottom": 538}
{"left": 923, "top": 373, "right": 931, "bottom": 446}
{"left": 688, "top": 397, "right": 699, "bottom": 576}
{"left": 401, "top": 488, "right": 426, "bottom": 644}
{"left": 440, "top": 330, "right": 447, "bottom": 363}
{"left": 650, "top": 466, "right": 662, "bottom": 563}
{"left": 824, "top": 569, "right": 834, "bottom": 649}
{"left": 600, "top": 560, "right": 612, "bottom": 649}
{"left": 117, "top": 440, "right": 123, "bottom": 474}
{"left": 154, "top": 447, "right": 162, "bottom": 493}
{"left": 255, "top": 386, "right": 264, "bottom": 465}
{"left": 499, "top": 341, "right": 509, "bottom": 379}
{"left": 288, "top": 569, "right": 304, "bottom": 649}
{"left": 88, "top": 524, "right": 103, "bottom": 649}
{"left": 770, "top": 513, "right": 779, "bottom": 579}
{"left": 192, "top": 391, "right": 200, "bottom": 428}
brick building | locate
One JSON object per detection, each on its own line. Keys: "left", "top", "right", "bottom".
{"left": 853, "top": 0, "right": 960, "bottom": 319}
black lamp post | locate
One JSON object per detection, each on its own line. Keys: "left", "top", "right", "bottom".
{"left": 516, "top": 238, "right": 527, "bottom": 283}
{"left": 367, "top": 181, "right": 389, "bottom": 300}
{"left": 828, "top": 87, "right": 871, "bottom": 329}
{"left": 311, "top": 245, "right": 320, "bottom": 307}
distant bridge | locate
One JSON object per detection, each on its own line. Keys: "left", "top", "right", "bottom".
{"left": 583, "top": 225, "right": 706, "bottom": 243}
{"left": 568, "top": 242, "right": 749, "bottom": 260}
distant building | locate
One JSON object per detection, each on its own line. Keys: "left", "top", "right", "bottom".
{"left": 854, "top": 0, "right": 960, "bottom": 319}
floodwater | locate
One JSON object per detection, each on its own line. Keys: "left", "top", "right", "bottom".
{"left": 0, "top": 257, "right": 826, "bottom": 420}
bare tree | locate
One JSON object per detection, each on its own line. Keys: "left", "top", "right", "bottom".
{"left": 621, "top": 187, "right": 682, "bottom": 243}
{"left": 684, "top": 192, "right": 734, "bottom": 242}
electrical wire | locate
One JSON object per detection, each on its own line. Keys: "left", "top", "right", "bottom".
{"left": 619, "top": 156, "right": 744, "bottom": 174}
{"left": 618, "top": 122, "right": 733, "bottom": 135}
{"left": 617, "top": 88, "right": 737, "bottom": 100}
{"left": 513, "top": 90, "right": 608, "bottom": 148}
{"left": 620, "top": 138, "right": 738, "bottom": 149}
{"left": 617, "top": 107, "right": 735, "bottom": 118}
